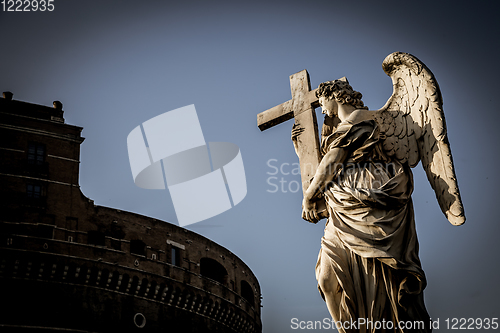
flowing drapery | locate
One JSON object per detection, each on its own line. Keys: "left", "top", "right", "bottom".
{"left": 316, "top": 119, "right": 431, "bottom": 333}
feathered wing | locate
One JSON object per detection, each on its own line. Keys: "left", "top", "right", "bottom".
{"left": 375, "top": 52, "right": 465, "bottom": 225}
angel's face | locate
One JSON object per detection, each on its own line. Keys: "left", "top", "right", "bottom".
{"left": 319, "top": 96, "right": 338, "bottom": 118}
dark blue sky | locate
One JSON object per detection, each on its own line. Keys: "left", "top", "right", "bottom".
{"left": 1, "top": 1, "right": 499, "bottom": 331}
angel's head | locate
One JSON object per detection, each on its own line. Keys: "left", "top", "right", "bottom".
{"left": 316, "top": 78, "right": 367, "bottom": 117}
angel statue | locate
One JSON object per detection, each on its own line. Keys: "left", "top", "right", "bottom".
{"left": 294, "top": 52, "right": 465, "bottom": 333}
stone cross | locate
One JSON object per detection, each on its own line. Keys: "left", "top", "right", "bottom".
{"left": 257, "top": 70, "right": 328, "bottom": 220}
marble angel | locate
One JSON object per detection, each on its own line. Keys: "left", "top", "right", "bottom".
{"left": 296, "top": 52, "right": 465, "bottom": 333}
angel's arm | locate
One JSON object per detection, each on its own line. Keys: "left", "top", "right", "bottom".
{"left": 302, "top": 147, "right": 347, "bottom": 222}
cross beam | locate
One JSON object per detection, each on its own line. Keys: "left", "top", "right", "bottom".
{"left": 257, "top": 70, "right": 328, "bottom": 220}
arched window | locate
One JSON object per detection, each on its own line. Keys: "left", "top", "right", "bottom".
{"left": 241, "top": 280, "right": 255, "bottom": 306}
{"left": 200, "top": 258, "right": 228, "bottom": 285}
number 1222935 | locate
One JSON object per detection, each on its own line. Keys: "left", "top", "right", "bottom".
{"left": 2, "top": 0, "right": 54, "bottom": 12}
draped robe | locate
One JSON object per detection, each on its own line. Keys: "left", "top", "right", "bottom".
{"left": 315, "top": 116, "right": 431, "bottom": 333}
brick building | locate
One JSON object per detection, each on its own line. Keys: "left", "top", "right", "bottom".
{"left": 0, "top": 92, "right": 262, "bottom": 332}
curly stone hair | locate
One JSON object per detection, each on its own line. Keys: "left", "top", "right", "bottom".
{"left": 315, "top": 78, "right": 367, "bottom": 110}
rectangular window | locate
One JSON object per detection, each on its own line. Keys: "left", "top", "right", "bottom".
{"left": 88, "top": 230, "right": 106, "bottom": 246}
{"left": 27, "top": 142, "right": 45, "bottom": 165}
{"left": 26, "top": 184, "right": 42, "bottom": 198}
{"left": 171, "top": 246, "right": 180, "bottom": 266}
{"left": 130, "top": 239, "right": 146, "bottom": 256}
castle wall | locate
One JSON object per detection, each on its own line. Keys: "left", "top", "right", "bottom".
{"left": 0, "top": 93, "right": 262, "bottom": 332}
